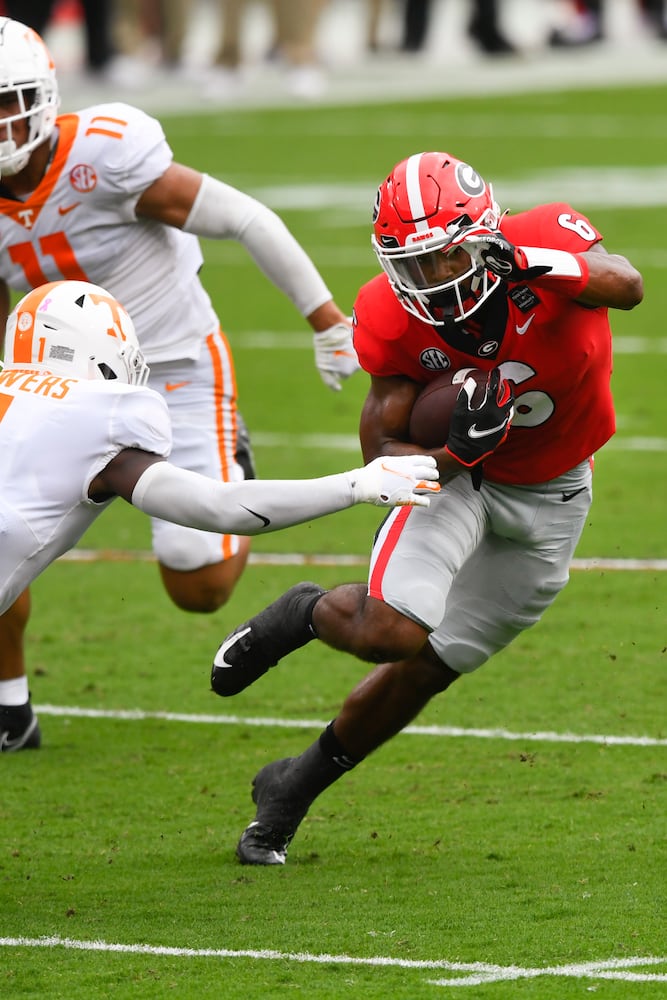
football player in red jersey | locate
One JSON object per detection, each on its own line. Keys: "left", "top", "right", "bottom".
{"left": 213, "top": 150, "right": 643, "bottom": 866}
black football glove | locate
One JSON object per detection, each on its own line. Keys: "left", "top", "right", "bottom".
{"left": 452, "top": 226, "right": 552, "bottom": 282}
{"left": 445, "top": 367, "right": 514, "bottom": 469}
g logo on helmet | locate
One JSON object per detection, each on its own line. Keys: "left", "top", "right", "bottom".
{"left": 455, "top": 162, "right": 485, "bottom": 198}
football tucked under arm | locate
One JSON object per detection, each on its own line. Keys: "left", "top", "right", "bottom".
{"left": 130, "top": 455, "right": 440, "bottom": 534}
{"left": 409, "top": 368, "right": 488, "bottom": 449}
{"left": 445, "top": 368, "right": 514, "bottom": 467}
{"left": 409, "top": 367, "right": 514, "bottom": 467}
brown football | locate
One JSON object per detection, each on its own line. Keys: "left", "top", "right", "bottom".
{"left": 409, "top": 368, "right": 488, "bottom": 449}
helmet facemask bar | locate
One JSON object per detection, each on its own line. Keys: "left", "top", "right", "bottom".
{"left": 371, "top": 151, "right": 504, "bottom": 327}
{"left": 372, "top": 220, "right": 499, "bottom": 327}
{"left": 117, "top": 343, "right": 150, "bottom": 387}
{"left": 0, "top": 84, "right": 51, "bottom": 175}
{"left": 0, "top": 19, "right": 59, "bottom": 178}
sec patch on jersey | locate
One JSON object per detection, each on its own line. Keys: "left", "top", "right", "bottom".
{"left": 409, "top": 368, "right": 487, "bottom": 449}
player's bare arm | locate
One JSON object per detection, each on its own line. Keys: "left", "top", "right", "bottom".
{"left": 135, "top": 162, "right": 359, "bottom": 390}
{"left": 456, "top": 227, "right": 643, "bottom": 312}
{"left": 574, "top": 243, "right": 644, "bottom": 310}
{"left": 360, "top": 374, "right": 463, "bottom": 481}
{"left": 134, "top": 162, "right": 203, "bottom": 228}
{"left": 360, "top": 369, "right": 514, "bottom": 481}
{"left": 88, "top": 448, "right": 163, "bottom": 503}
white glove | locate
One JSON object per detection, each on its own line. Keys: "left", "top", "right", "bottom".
{"left": 347, "top": 455, "right": 440, "bottom": 508}
{"left": 313, "top": 321, "right": 361, "bottom": 392}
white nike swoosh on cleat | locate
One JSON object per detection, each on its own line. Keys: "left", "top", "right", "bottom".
{"left": 0, "top": 729, "right": 29, "bottom": 751}
{"left": 243, "top": 823, "right": 286, "bottom": 864}
{"left": 213, "top": 626, "right": 251, "bottom": 667}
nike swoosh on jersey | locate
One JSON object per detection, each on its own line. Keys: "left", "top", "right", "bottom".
{"left": 240, "top": 505, "right": 271, "bottom": 527}
{"left": 58, "top": 202, "right": 81, "bottom": 216}
{"left": 561, "top": 487, "right": 588, "bottom": 502}
{"left": 515, "top": 314, "right": 536, "bottom": 335}
{"left": 164, "top": 381, "right": 191, "bottom": 392}
{"left": 213, "top": 626, "right": 251, "bottom": 667}
{"left": 468, "top": 420, "right": 509, "bottom": 439}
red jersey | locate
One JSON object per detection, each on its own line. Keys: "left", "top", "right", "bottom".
{"left": 353, "top": 203, "right": 614, "bottom": 485}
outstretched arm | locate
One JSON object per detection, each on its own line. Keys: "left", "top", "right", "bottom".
{"left": 136, "top": 164, "right": 359, "bottom": 388}
{"left": 89, "top": 449, "right": 439, "bottom": 535}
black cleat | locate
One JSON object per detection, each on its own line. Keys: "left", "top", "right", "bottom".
{"left": 236, "top": 759, "right": 310, "bottom": 865}
{"left": 211, "top": 582, "right": 325, "bottom": 696}
{"left": 0, "top": 700, "right": 41, "bottom": 752}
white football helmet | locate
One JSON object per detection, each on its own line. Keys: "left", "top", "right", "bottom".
{"left": 5, "top": 280, "right": 150, "bottom": 386}
{"left": 372, "top": 151, "right": 502, "bottom": 327}
{"left": 0, "top": 17, "right": 59, "bottom": 178}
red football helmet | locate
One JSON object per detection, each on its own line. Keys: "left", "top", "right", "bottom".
{"left": 371, "top": 151, "right": 502, "bottom": 326}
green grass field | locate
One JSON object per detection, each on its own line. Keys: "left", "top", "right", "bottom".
{"left": 3, "top": 81, "right": 667, "bottom": 998}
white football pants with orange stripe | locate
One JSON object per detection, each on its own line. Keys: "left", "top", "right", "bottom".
{"left": 148, "top": 327, "right": 245, "bottom": 571}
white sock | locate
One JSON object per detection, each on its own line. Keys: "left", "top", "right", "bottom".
{"left": 0, "top": 676, "right": 30, "bottom": 706}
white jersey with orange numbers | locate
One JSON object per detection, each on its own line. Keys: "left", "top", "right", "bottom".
{"left": 0, "top": 103, "right": 216, "bottom": 363}
{"left": 0, "top": 366, "right": 172, "bottom": 614}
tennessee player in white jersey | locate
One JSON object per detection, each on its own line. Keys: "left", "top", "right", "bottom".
{"left": 0, "top": 17, "right": 360, "bottom": 720}
{"left": 0, "top": 279, "right": 439, "bottom": 750}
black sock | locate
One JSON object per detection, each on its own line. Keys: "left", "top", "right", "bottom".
{"left": 283, "top": 722, "right": 364, "bottom": 804}
{"left": 318, "top": 720, "right": 364, "bottom": 771}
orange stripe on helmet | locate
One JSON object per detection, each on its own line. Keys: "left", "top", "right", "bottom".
{"left": 11, "top": 281, "right": 61, "bottom": 364}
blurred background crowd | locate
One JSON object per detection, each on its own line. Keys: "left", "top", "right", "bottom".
{"left": 3, "top": 0, "right": 666, "bottom": 102}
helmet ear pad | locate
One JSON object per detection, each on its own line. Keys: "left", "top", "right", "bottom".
{"left": 371, "top": 152, "right": 502, "bottom": 327}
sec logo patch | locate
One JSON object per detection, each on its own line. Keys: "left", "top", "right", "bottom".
{"left": 70, "top": 164, "right": 98, "bottom": 193}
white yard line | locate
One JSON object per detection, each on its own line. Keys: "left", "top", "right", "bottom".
{"left": 58, "top": 550, "right": 667, "bottom": 569}
{"left": 1, "top": 936, "right": 665, "bottom": 987}
{"left": 31, "top": 705, "right": 667, "bottom": 748}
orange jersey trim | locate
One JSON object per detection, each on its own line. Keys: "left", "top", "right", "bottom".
{"left": 0, "top": 114, "right": 80, "bottom": 227}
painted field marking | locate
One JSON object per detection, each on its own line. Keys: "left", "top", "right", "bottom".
{"left": 247, "top": 432, "right": 666, "bottom": 453}
{"left": 58, "top": 549, "right": 667, "bottom": 570}
{"left": 1, "top": 937, "right": 665, "bottom": 988}
{"left": 32, "top": 705, "right": 667, "bottom": 748}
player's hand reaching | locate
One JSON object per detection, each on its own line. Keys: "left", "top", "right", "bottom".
{"left": 445, "top": 367, "right": 514, "bottom": 468}
{"left": 348, "top": 455, "right": 440, "bottom": 508}
{"left": 451, "top": 225, "right": 552, "bottom": 282}
{"left": 313, "top": 321, "right": 361, "bottom": 391}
